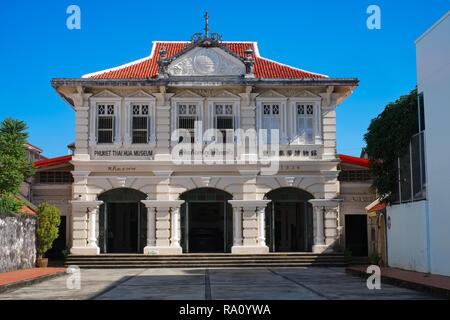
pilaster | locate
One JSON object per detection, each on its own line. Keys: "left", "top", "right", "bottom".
{"left": 229, "top": 200, "right": 270, "bottom": 254}
{"left": 141, "top": 200, "right": 184, "bottom": 255}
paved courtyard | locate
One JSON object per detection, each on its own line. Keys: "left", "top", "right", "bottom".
{"left": 0, "top": 267, "right": 438, "bottom": 300}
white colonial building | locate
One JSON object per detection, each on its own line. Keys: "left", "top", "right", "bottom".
{"left": 44, "top": 23, "right": 375, "bottom": 256}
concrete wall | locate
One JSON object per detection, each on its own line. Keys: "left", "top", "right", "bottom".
{"left": 386, "top": 201, "right": 429, "bottom": 273}
{"left": 416, "top": 11, "right": 450, "bottom": 276}
{"left": 0, "top": 212, "right": 37, "bottom": 272}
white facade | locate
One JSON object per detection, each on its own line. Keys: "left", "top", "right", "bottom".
{"left": 50, "top": 37, "right": 364, "bottom": 256}
{"left": 387, "top": 11, "right": 450, "bottom": 276}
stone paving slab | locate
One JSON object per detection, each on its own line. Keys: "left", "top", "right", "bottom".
{"left": 0, "top": 268, "right": 67, "bottom": 294}
{"left": 0, "top": 267, "right": 439, "bottom": 300}
{"left": 347, "top": 265, "right": 450, "bottom": 299}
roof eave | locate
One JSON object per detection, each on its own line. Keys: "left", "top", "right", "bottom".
{"left": 51, "top": 77, "right": 359, "bottom": 87}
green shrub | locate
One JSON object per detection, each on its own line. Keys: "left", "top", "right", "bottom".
{"left": 0, "top": 196, "right": 24, "bottom": 214}
{"left": 36, "top": 203, "right": 61, "bottom": 259}
{"left": 369, "top": 252, "right": 381, "bottom": 265}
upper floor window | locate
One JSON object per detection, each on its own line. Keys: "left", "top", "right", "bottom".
{"left": 296, "top": 104, "right": 314, "bottom": 144}
{"left": 38, "top": 171, "right": 73, "bottom": 184}
{"left": 132, "top": 104, "right": 150, "bottom": 144}
{"left": 178, "top": 104, "right": 197, "bottom": 143}
{"left": 215, "top": 104, "right": 234, "bottom": 143}
{"left": 261, "top": 104, "right": 280, "bottom": 144}
{"left": 97, "top": 104, "right": 115, "bottom": 144}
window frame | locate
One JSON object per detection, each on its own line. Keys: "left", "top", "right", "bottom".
{"left": 96, "top": 103, "right": 116, "bottom": 144}
{"left": 89, "top": 91, "right": 122, "bottom": 146}
{"left": 124, "top": 92, "right": 156, "bottom": 146}
{"left": 209, "top": 99, "right": 240, "bottom": 144}
{"left": 289, "top": 97, "right": 322, "bottom": 145}
{"left": 171, "top": 94, "right": 205, "bottom": 145}
{"left": 256, "top": 95, "right": 288, "bottom": 145}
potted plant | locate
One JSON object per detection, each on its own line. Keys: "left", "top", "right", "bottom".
{"left": 36, "top": 203, "right": 61, "bottom": 267}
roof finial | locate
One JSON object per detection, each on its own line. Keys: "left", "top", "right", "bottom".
{"left": 204, "top": 12, "right": 209, "bottom": 38}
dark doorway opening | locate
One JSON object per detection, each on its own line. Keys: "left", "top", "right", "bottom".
{"left": 265, "top": 188, "right": 314, "bottom": 252}
{"left": 45, "top": 216, "right": 66, "bottom": 259}
{"left": 345, "top": 215, "right": 368, "bottom": 256}
{"left": 180, "top": 188, "right": 233, "bottom": 253}
{"left": 106, "top": 203, "right": 139, "bottom": 253}
{"left": 98, "top": 188, "right": 147, "bottom": 254}
{"left": 189, "top": 202, "right": 224, "bottom": 253}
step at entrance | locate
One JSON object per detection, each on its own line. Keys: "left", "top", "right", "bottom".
{"left": 66, "top": 253, "right": 347, "bottom": 268}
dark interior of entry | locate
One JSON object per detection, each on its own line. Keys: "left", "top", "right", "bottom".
{"left": 345, "top": 214, "right": 368, "bottom": 256}
{"left": 98, "top": 188, "right": 147, "bottom": 254}
{"left": 45, "top": 216, "right": 66, "bottom": 259}
{"left": 188, "top": 202, "right": 224, "bottom": 253}
{"left": 106, "top": 203, "right": 139, "bottom": 253}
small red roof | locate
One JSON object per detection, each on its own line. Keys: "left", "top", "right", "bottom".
{"left": 338, "top": 154, "right": 370, "bottom": 168}
{"left": 367, "top": 203, "right": 386, "bottom": 213}
{"left": 82, "top": 42, "right": 329, "bottom": 80}
{"left": 34, "top": 155, "right": 72, "bottom": 168}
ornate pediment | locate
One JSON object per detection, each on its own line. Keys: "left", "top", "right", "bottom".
{"left": 126, "top": 89, "right": 155, "bottom": 99}
{"left": 194, "top": 89, "right": 240, "bottom": 98}
{"left": 257, "top": 89, "right": 286, "bottom": 98}
{"left": 278, "top": 89, "right": 321, "bottom": 98}
{"left": 167, "top": 47, "right": 245, "bottom": 76}
{"left": 91, "top": 89, "right": 121, "bottom": 98}
{"left": 172, "top": 89, "right": 203, "bottom": 99}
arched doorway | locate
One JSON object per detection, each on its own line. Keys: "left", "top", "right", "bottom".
{"left": 265, "top": 187, "right": 314, "bottom": 252}
{"left": 98, "top": 188, "right": 147, "bottom": 253}
{"left": 179, "top": 188, "right": 233, "bottom": 253}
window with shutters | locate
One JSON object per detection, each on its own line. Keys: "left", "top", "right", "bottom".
{"left": 261, "top": 104, "right": 280, "bottom": 144}
{"left": 296, "top": 104, "right": 314, "bottom": 144}
{"left": 132, "top": 104, "right": 150, "bottom": 144}
{"left": 97, "top": 104, "right": 115, "bottom": 144}
{"left": 178, "top": 104, "right": 197, "bottom": 143}
{"left": 215, "top": 104, "right": 234, "bottom": 143}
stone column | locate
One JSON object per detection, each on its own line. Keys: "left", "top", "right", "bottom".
{"left": 232, "top": 206, "right": 243, "bottom": 246}
{"left": 70, "top": 200, "right": 103, "bottom": 255}
{"left": 141, "top": 200, "right": 184, "bottom": 255}
{"left": 171, "top": 206, "right": 181, "bottom": 248}
{"left": 142, "top": 202, "right": 156, "bottom": 254}
{"left": 88, "top": 207, "right": 98, "bottom": 249}
{"left": 257, "top": 207, "right": 266, "bottom": 247}
{"left": 229, "top": 200, "right": 270, "bottom": 254}
{"left": 308, "top": 199, "right": 342, "bottom": 253}
{"left": 315, "top": 206, "right": 325, "bottom": 247}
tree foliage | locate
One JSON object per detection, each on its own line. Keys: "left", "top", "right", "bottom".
{"left": 36, "top": 202, "right": 61, "bottom": 258}
{"left": 0, "top": 118, "right": 35, "bottom": 206}
{"left": 0, "top": 196, "right": 24, "bottom": 214}
{"left": 364, "top": 89, "right": 419, "bottom": 203}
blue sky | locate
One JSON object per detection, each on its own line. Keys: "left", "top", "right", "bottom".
{"left": 0, "top": 1, "right": 447, "bottom": 158}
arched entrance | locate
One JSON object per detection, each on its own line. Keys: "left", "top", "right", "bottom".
{"left": 98, "top": 188, "right": 147, "bottom": 253}
{"left": 179, "top": 188, "right": 233, "bottom": 253}
{"left": 265, "top": 187, "right": 314, "bottom": 252}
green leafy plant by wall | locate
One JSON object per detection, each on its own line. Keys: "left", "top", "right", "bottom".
{"left": 36, "top": 203, "right": 61, "bottom": 259}
{"left": 364, "top": 89, "right": 419, "bottom": 203}
{"left": 0, "top": 196, "right": 24, "bottom": 214}
{"left": 0, "top": 117, "right": 36, "bottom": 213}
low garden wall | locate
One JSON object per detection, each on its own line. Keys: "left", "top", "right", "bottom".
{"left": 0, "top": 212, "right": 37, "bottom": 273}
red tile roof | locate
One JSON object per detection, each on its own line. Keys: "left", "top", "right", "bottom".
{"left": 33, "top": 155, "right": 72, "bottom": 168}
{"left": 367, "top": 203, "right": 386, "bottom": 213}
{"left": 83, "top": 42, "right": 329, "bottom": 80}
{"left": 338, "top": 154, "right": 370, "bottom": 168}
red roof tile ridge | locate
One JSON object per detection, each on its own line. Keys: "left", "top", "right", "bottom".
{"left": 338, "top": 154, "right": 370, "bottom": 168}
{"left": 82, "top": 40, "right": 165, "bottom": 79}
{"left": 33, "top": 154, "right": 73, "bottom": 168}
{"left": 256, "top": 55, "right": 329, "bottom": 78}
{"left": 82, "top": 41, "right": 329, "bottom": 79}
